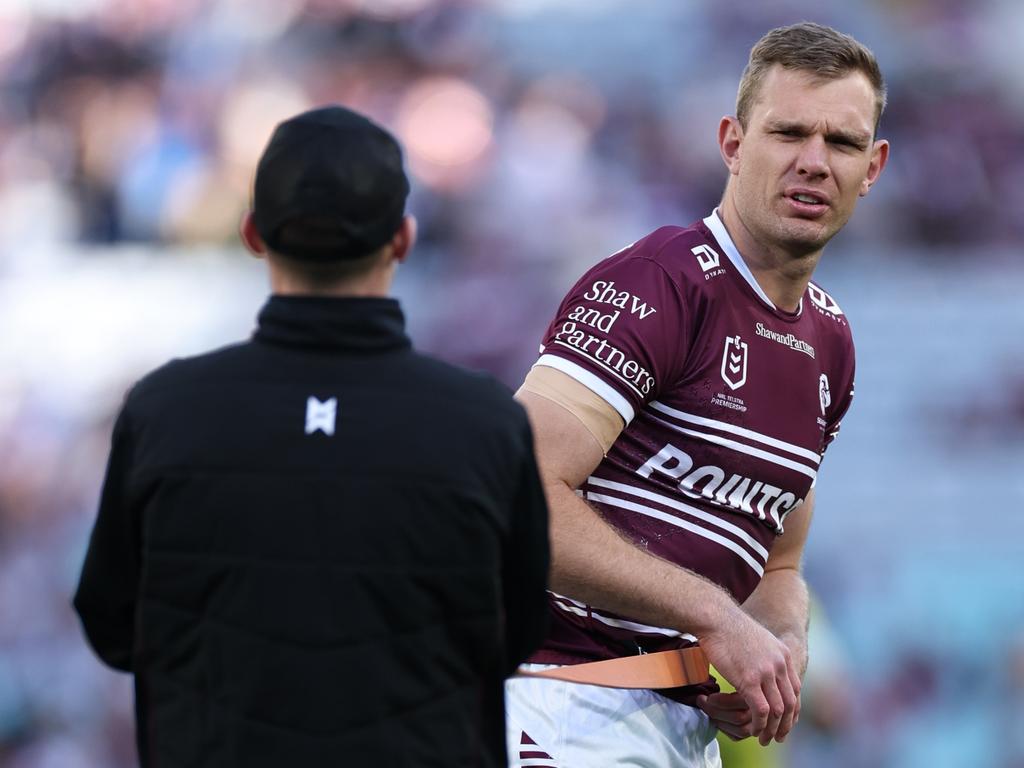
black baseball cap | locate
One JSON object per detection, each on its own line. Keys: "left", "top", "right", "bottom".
{"left": 252, "top": 105, "right": 410, "bottom": 262}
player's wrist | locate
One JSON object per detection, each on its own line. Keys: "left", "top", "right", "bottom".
{"left": 777, "top": 630, "right": 808, "bottom": 677}
{"left": 686, "top": 586, "right": 744, "bottom": 641}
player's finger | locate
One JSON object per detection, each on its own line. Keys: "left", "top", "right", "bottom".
{"left": 743, "top": 686, "right": 771, "bottom": 738}
{"left": 701, "top": 692, "right": 749, "bottom": 711}
{"left": 786, "top": 652, "right": 802, "bottom": 699}
{"left": 699, "top": 694, "right": 752, "bottom": 725}
{"left": 713, "top": 719, "right": 755, "bottom": 741}
{"left": 705, "top": 705, "right": 753, "bottom": 727}
{"left": 774, "top": 691, "right": 798, "bottom": 743}
{"left": 786, "top": 665, "right": 802, "bottom": 729}
{"left": 788, "top": 686, "right": 802, "bottom": 732}
{"left": 770, "top": 661, "right": 799, "bottom": 744}
{"left": 758, "top": 678, "right": 785, "bottom": 746}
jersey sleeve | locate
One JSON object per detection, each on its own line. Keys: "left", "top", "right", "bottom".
{"left": 536, "top": 247, "right": 690, "bottom": 424}
{"left": 821, "top": 345, "right": 856, "bottom": 456}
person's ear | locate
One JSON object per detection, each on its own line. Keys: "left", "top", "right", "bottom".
{"left": 239, "top": 211, "right": 268, "bottom": 258}
{"left": 860, "top": 138, "right": 890, "bottom": 197}
{"left": 390, "top": 215, "right": 417, "bottom": 263}
{"left": 718, "top": 116, "right": 744, "bottom": 176}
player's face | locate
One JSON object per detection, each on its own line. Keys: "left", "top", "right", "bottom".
{"left": 720, "top": 65, "right": 888, "bottom": 257}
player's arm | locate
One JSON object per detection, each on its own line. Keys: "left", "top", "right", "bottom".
{"left": 742, "top": 488, "right": 815, "bottom": 676}
{"left": 517, "top": 370, "right": 801, "bottom": 744}
{"left": 698, "top": 490, "right": 815, "bottom": 744}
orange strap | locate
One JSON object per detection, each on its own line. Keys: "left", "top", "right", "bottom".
{"left": 517, "top": 646, "right": 710, "bottom": 690}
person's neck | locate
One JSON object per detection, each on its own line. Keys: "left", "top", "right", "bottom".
{"left": 717, "top": 198, "right": 820, "bottom": 313}
{"left": 268, "top": 264, "right": 395, "bottom": 298}
{"left": 270, "top": 281, "right": 390, "bottom": 298}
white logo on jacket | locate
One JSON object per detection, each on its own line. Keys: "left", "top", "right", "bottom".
{"left": 305, "top": 397, "right": 337, "bottom": 436}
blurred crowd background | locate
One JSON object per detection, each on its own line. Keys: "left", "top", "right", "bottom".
{"left": 1, "top": 0, "right": 1023, "bottom": 766}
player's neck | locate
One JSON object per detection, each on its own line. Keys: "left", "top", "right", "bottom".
{"left": 718, "top": 200, "right": 820, "bottom": 313}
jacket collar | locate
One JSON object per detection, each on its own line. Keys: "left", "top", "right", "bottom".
{"left": 254, "top": 295, "right": 412, "bottom": 353}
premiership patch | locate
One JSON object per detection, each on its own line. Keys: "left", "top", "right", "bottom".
{"left": 720, "top": 335, "right": 748, "bottom": 390}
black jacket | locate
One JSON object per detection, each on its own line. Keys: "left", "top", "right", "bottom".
{"left": 74, "top": 296, "right": 549, "bottom": 767}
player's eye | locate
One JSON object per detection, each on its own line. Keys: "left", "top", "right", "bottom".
{"left": 829, "top": 136, "right": 865, "bottom": 150}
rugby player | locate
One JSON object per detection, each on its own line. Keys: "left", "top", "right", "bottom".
{"left": 506, "top": 22, "right": 889, "bottom": 767}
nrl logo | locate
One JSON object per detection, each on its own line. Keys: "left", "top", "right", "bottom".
{"left": 721, "top": 335, "right": 748, "bottom": 390}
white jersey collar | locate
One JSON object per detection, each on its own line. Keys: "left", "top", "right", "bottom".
{"left": 703, "top": 208, "right": 803, "bottom": 316}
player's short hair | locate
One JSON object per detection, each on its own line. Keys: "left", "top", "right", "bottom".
{"left": 736, "top": 22, "right": 887, "bottom": 134}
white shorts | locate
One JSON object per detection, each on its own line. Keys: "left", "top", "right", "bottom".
{"left": 505, "top": 664, "right": 721, "bottom": 768}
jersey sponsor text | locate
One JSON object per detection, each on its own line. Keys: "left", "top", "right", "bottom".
{"left": 582, "top": 281, "right": 658, "bottom": 319}
{"left": 636, "top": 442, "right": 802, "bottom": 529}
{"left": 553, "top": 324, "right": 656, "bottom": 395}
{"left": 754, "top": 322, "right": 815, "bottom": 358}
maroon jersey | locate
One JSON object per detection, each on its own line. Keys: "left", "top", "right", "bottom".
{"left": 532, "top": 210, "right": 855, "bottom": 664}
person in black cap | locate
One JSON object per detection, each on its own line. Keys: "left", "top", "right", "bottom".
{"left": 73, "top": 105, "right": 550, "bottom": 768}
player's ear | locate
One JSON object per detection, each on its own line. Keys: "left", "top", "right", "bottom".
{"left": 718, "top": 116, "right": 743, "bottom": 176}
{"left": 239, "top": 211, "right": 268, "bottom": 258}
{"left": 860, "top": 138, "right": 890, "bottom": 197}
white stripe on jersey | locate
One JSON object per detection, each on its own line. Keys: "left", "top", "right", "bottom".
{"left": 549, "top": 591, "right": 588, "bottom": 608}
{"left": 587, "top": 492, "right": 766, "bottom": 577}
{"left": 704, "top": 209, "right": 804, "bottom": 316}
{"left": 648, "top": 414, "right": 819, "bottom": 481}
{"left": 549, "top": 594, "right": 698, "bottom": 641}
{"left": 648, "top": 400, "right": 821, "bottom": 464}
{"left": 587, "top": 476, "right": 770, "bottom": 560}
{"left": 536, "top": 354, "right": 636, "bottom": 423}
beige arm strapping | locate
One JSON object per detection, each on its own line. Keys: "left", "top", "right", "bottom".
{"left": 517, "top": 365, "right": 624, "bottom": 454}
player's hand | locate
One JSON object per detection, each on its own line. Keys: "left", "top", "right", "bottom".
{"left": 699, "top": 608, "right": 802, "bottom": 745}
{"left": 695, "top": 692, "right": 755, "bottom": 741}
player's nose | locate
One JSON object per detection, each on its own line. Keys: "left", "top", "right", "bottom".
{"left": 795, "top": 135, "right": 829, "bottom": 179}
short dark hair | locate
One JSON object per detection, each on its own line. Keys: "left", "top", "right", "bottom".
{"left": 273, "top": 216, "right": 386, "bottom": 263}
{"left": 270, "top": 216, "right": 392, "bottom": 285}
{"left": 252, "top": 106, "right": 409, "bottom": 263}
{"left": 736, "top": 22, "right": 886, "bottom": 133}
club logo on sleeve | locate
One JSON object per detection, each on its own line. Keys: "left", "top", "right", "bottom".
{"left": 818, "top": 374, "right": 831, "bottom": 415}
{"left": 305, "top": 396, "right": 337, "bottom": 436}
{"left": 721, "top": 335, "right": 748, "bottom": 390}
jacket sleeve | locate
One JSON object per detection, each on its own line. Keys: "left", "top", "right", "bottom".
{"left": 501, "top": 413, "right": 551, "bottom": 675}
{"left": 73, "top": 404, "right": 141, "bottom": 672}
